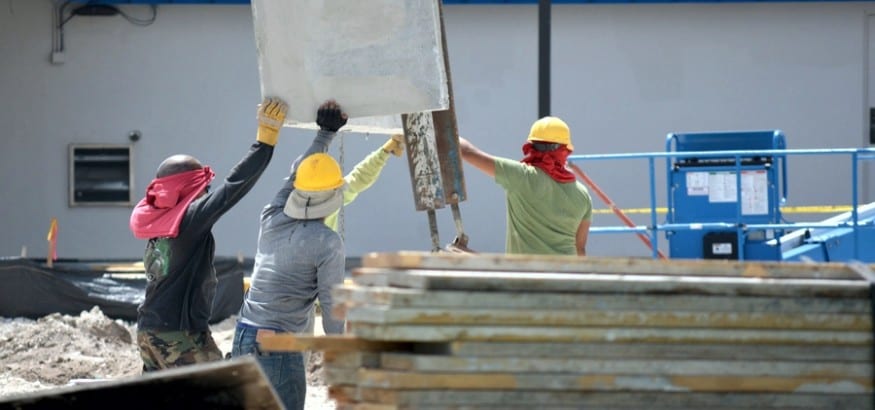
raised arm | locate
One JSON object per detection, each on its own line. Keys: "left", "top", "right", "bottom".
{"left": 188, "top": 97, "right": 287, "bottom": 229}
{"left": 266, "top": 100, "right": 348, "bottom": 212}
{"left": 459, "top": 137, "right": 496, "bottom": 178}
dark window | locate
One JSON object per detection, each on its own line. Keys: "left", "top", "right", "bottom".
{"left": 870, "top": 108, "right": 875, "bottom": 145}
{"left": 69, "top": 145, "right": 133, "bottom": 206}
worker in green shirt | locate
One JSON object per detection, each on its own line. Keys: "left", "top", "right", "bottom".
{"left": 459, "top": 116, "right": 592, "bottom": 256}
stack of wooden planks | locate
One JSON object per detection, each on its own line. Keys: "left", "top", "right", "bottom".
{"left": 261, "top": 252, "right": 875, "bottom": 409}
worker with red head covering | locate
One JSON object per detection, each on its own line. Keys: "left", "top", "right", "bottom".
{"left": 459, "top": 116, "right": 593, "bottom": 255}
{"left": 129, "top": 97, "right": 288, "bottom": 372}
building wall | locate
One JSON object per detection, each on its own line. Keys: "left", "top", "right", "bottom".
{"left": 1, "top": 1, "right": 873, "bottom": 259}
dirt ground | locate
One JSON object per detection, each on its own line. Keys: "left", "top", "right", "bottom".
{"left": 0, "top": 307, "right": 335, "bottom": 409}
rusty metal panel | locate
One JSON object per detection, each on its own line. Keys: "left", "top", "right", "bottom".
{"left": 402, "top": 112, "right": 445, "bottom": 211}
{"left": 433, "top": 0, "right": 466, "bottom": 205}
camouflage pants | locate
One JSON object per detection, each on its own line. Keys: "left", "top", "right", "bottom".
{"left": 137, "top": 330, "right": 223, "bottom": 372}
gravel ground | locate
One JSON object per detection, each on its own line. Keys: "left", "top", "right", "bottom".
{"left": 0, "top": 308, "right": 335, "bottom": 409}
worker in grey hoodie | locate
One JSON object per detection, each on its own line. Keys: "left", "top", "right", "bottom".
{"left": 231, "top": 100, "right": 348, "bottom": 410}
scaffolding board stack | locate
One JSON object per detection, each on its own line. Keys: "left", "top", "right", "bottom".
{"left": 285, "top": 252, "right": 875, "bottom": 409}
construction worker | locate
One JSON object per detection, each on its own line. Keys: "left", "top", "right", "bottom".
{"left": 459, "top": 116, "right": 593, "bottom": 255}
{"left": 231, "top": 101, "right": 348, "bottom": 410}
{"left": 129, "top": 97, "right": 288, "bottom": 372}
{"left": 289, "top": 132, "right": 406, "bottom": 371}
{"left": 239, "top": 132, "right": 404, "bottom": 293}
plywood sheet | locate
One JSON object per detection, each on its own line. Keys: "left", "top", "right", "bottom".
{"left": 343, "top": 306, "right": 870, "bottom": 330}
{"left": 333, "top": 285, "right": 870, "bottom": 314}
{"left": 325, "top": 368, "right": 871, "bottom": 393}
{"left": 364, "top": 269, "right": 867, "bottom": 298}
{"left": 347, "top": 323, "right": 872, "bottom": 345}
{"left": 331, "top": 387, "right": 871, "bottom": 408}
{"left": 377, "top": 353, "right": 871, "bottom": 377}
{"left": 361, "top": 252, "right": 867, "bottom": 279}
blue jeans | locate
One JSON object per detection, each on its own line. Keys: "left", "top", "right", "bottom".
{"left": 231, "top": 324, "right": 306, "bottom": 410}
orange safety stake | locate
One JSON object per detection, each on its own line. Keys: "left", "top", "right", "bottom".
{"left": 46, "top": 217, "right": 58, "bottom": 268}
{"left": 569, "top": 164, "right": 667, "bottom": 259}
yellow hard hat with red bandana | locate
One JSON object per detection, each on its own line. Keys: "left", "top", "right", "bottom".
{"left": 527, "top": 116, "right": 573, "bottom": 152}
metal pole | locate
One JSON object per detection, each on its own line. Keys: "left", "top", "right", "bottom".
{"left": 427, "top": 210, "right": 441, "bottom": 252}
{"left": 538, "top": 0, "right": 551, "bottom": 118}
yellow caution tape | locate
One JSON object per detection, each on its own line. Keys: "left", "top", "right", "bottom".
{"left": 592, "top": 205, "right": 854, "bottom": 215}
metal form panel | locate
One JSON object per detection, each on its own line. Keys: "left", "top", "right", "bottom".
{"left": 402, "top": 112, "right": 446, "bottom": 212}
{"left": 251, "top": 0, "right": 449, "bottom": 126}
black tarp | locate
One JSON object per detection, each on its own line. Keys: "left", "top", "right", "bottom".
{"left": 0, "top": 256, "right": 252, "bottom": 323}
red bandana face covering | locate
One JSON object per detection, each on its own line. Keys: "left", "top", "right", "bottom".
{"left": 129, "top": 166, "right": 215, "bottom": 239}
{"left": 520, "top": 142, "right": 576, "bottom": 183}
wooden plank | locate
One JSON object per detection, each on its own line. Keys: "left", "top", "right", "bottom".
{"left": 371, "top": 269, "right": 867, "bottom": 298}
{"left": 351, "top": 271, "right": 391, "bottom": 287}
{"left": 333, "top": 387, "right": 872, "bottom": 408}
{"left": 333, "top": 285, "right": 871, "bottom": 314}
{"left": 348, "top": 323, "right": 872, "bottom": 345}
{"left": 325, "top": 368, "right": 872, "bottom": 393}
{"left": 336, "top": 404, "right": 398, "bottom": 410}
{"left": 362, "top": 251, "right": 867, "bottom": 279}
{"left": 446, "top": 341, "right": 871, "bottom": 362}
{"left": 257, "top": 334, "right": 412, "bottom": 353}
{"left": 378, "top": 353, "right": 871, "bottom": 377}
{"left": 324, "top": 351, "right": 382, "bottom": 368}
{"left": 342, "top": 306, "right": 870, "bottom": 331}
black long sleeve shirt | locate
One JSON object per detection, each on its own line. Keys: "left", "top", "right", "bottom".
{"left": 137, "top": 142, "right": 273, "bottom": 331}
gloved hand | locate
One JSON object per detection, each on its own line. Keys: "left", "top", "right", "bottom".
{"left": 316, "top": 99, "right": 348, "bottom": 132}
{"left": 382, "top": 133, "right": 405, "bottom": 157}
{"left": 256, "top": 97, "right": 288, "bottom": 146}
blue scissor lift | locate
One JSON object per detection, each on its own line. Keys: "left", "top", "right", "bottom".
{"left": 665, "top": 130, "right": 787, "bottom": 260}
{"left": 664, "top": 130, "right": 874, "bottom": 262}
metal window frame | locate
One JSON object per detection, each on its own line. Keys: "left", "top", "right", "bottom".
{"left": 68, "top": 143, "right": 135, "bottom": 207}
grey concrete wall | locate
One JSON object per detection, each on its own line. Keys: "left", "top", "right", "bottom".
{"left": 1, "top": 1, "right": 873, "bottom": 259}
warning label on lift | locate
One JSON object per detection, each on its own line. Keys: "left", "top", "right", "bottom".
{"left": 686, "top": 171, "right": 769, "bottom": 215}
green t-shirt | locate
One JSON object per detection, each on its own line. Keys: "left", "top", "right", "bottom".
{"left": 494, "top": 157, "right": 592, "bottom": 255}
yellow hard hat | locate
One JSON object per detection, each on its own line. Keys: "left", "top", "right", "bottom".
{"left": 527, "top": 116, "right": 573, "bottom": 151}
{"left": 293, "top": 153, "right": 344, "bottom": 191}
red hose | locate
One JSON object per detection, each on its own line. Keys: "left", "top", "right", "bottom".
{"left": 569, "top": 163, "right": 667, "bottom": 259}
